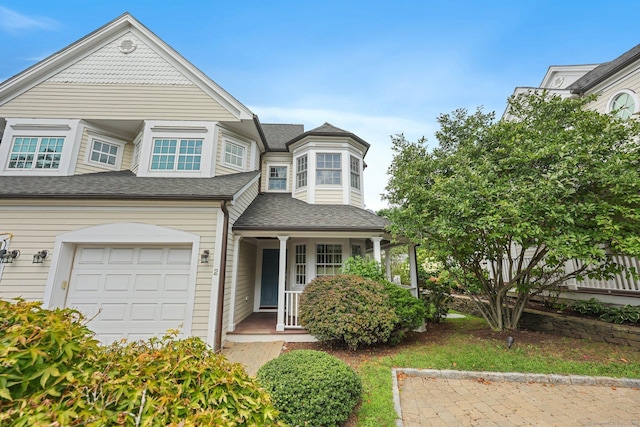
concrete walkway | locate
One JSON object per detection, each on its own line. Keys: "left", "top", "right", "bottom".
{"left": 220, "top": 341, "right": 284, "bottom": 376}
{"left": 394, "top": 369, "right": 640, "bottom": 427}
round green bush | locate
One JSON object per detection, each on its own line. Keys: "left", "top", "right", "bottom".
{"left": 257, "top": 350, "right": 362, "bottom": 427}
{"left": 0, "top": 299, "right": 282, "bottom": 427}
{"left": 299, "top": 274, "right": 397, "bottom": 350}
{"left": 382, "top": 281, "right": 427, "bottom": 343}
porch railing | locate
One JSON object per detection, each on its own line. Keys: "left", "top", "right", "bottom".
{"left": 284, "top": 290, "right": 303, "bottom": 329}
{"left": 571, "top": 256, "right": 640, "bottom": 293}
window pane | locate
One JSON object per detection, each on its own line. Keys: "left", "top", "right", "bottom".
{"left": 269, "top": 166, "right": 287, "bottom": 190}
{"left": 316, "top": 244, "right": 343, "bottom": 277}
{"left": 90, "top": 139, "right": 119, "bottom": 166}
{"left": 316, "top": 153, "right": 341, "bottom": 185}
{"left": 224, "top": 142, "right": 245, "bottom": 168}
{"left": 151, "top": 139, "right": 177, "bottom": 170}
{"left": 296, "top": 155, "right": 308, "bottom": 188}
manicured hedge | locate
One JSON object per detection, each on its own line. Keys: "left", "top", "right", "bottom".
{"left": 257, "top": 350, "right": 362, "bottom": 427}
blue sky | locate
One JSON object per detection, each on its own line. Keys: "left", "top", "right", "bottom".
{"left": 1, "top": 1, "right": 639, "bottom": 210}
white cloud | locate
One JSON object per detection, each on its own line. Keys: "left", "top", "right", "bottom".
{"left": 0, "top": 6, "right": 59, "bottom": 34}
{"left": 251, "top": 106, "right": 434, "bottom": 212}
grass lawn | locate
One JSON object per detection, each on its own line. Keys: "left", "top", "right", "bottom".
{"left": 288, "top": 314, "right": 640, "bottom": 426}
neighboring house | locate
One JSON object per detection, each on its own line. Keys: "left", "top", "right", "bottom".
{"left": 0, "top": 13, "right": 414, "bottom": 349}
{"left": 507, "top": 44, "right": 640, "bottom": 305}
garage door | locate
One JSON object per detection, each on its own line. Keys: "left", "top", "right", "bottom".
{"left": 66, "top": 246, "right": 193, "bottom": 344}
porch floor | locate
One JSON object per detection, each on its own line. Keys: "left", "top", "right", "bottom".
{"left": 226, "top": 312, "right": 316, "bottom": 343}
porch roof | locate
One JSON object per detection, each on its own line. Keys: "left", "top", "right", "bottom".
{"left": 233, "top": 193, "right": 389, "bottom": 233}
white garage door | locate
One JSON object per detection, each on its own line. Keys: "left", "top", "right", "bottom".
{"left": 66, "top": 246, "right": 193, "bottom": 344}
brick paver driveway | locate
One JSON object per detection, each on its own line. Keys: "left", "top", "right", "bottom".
{"left": 395, "top": 369, "right": 640, "bottom": 426}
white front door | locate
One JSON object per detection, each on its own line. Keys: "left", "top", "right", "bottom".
{"left": 66, "top": 245, "right": 192, "bottom": 344}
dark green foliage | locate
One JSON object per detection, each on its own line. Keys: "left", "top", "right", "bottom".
{"left": 0, "top": 299, "right": 281, "bottom": 426}
{"left": 599, "top": 305, "right": 640, "bottom": 324}
{"left": 572, "top": 298, "right": 607, "bottom": 316}
{"left": 257, "top": 350, "right": 362, "bottom": 427}
{"left": 422, "top": 275, "right": 452, "bottom": 323}
{"left": 341, "top": 255, "right": 385, "bottom": 281}
{"left": 382, "top": 281, "right": 427, "bottom": 343}
{"left": 299, "top": 275, "right": 397, "bottom": 350}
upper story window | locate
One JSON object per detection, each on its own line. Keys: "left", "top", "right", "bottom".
{"left": 609, "top": 90, "right": 637, "bottom": 120}
{"left": 151, "top": 138, "right": 202, "bottom": 171}
{"left": 89, "top": 139, "right": 118, "bottom": 166}
{"left": 296, "top": 155, "right": 308, "bottom": 189}
{"left": 316, "top": 153, "right": 341, "bottom": 185}
{"left": 268, "top": 165, "right": 288, "bottom": 191}
{"left": 350, "top": 156, "right": 360, "bottom": 190}
{"left": 224, "top": 141, "right": 245, "bottom": 169}
{"left": 8, "top": 137, "right": 64, "bottom": 170}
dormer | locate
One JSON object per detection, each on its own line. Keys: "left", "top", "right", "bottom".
{"left": 260, "top": 123, "right": 369, "bottom": 208}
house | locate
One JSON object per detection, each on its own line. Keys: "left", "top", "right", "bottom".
{"left": 507, "top": 44, "right": 640, "bottom": 305}
{"left": 0, "top": 13, "right": 416, "bottom": 350}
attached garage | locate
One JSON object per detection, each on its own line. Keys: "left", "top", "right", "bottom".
{"left": 66, "top": 245, "right": 193, "bottom": 344}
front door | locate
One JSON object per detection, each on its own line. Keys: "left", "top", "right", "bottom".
{"left": 260, "top": 248, "right": 279, "bottom": 307}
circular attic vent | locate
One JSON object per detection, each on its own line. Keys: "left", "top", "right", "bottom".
{"left": 119, "top": 39, "right": 137, "bottom": 54}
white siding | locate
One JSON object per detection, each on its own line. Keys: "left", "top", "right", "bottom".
{"left": 315, "top": 188, "right": 344, "bottom": 204}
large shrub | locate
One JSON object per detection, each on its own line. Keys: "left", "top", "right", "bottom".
{"left": 257, "top": 350, "right": 362, "bottom": 427}
{"left": 299, "top": 275, "right": 397, "bottom": 350}
{"left": 342, "top": 256, "right": 426, "bottom": 342}
{"left": 0, "top": 299, "right": 281, "bottom": 427}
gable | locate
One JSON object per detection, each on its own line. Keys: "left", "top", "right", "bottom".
{"left": 0, "top": 14, "right": 252, "bottom": 123}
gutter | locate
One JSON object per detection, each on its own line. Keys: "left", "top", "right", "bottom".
{"left": 214, "top": 200, "right": 230, "bottom": 351}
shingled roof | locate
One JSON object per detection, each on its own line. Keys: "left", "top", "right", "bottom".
{"left": 0, "top": 170, "right": 259, "bottom": 200}
{"left": 285, "top": 122, "right": 370, "bottom": 153}
{"left": 233, "top": 193, "right": 388, "bottom": 232}
{"left": 261, "top": 124, "right": 305, "bottom": 151}
{"left": 568, "top": 43, "right": 640, "bottom": 94}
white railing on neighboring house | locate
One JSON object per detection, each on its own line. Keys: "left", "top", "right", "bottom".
{"left": 487, "top": 255, "right": 640, "bottom": 294}
{"left": 284, "top": 290, "right": 303, "bottom": 328}
{"left": 571, "top": 256, "right": 640, "bottom": 293}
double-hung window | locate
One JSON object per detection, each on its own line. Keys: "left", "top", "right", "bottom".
{"left": 8, "top": 137, "right": 64, "bottom": 170}
{"left": 151, "top": 139, "right": 202, "bottom": 171}
{"left": 316, "top": 153, "right": 341, "bottom": 185}
{"left": 268, "top": 166, "right": 288, "bottom": 191}
{"left": 316, "top": 244, "right": 343, "bottom": 276}
{"left": 350, "top": 156, "right": 360, "bottom": 190}
{"left": 296, "top": 155, "right": 308, "bottom": 188}
{"left": 295, "top": 244, "right": 307, "bottom": 285}
{"left": 224, "top": 141, "right": 245, "bottom": 169}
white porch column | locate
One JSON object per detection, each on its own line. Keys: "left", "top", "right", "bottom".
{"left": 408, "top": 243, "right": 419, "bottom": 298}
{"left": 370, "top": 237, "right": 383, "bottom": 264}
{"left": 227, "top": 235, "right": 242, "bottom": 332}
{"left": 384, "top": 248, "right": 392, "bottom": 281}
{"left": 276, "top": 235, "right": 289, "bottom": 332}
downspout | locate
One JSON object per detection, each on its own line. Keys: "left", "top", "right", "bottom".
{"left": 214, "top": 200, "right": 230, "bottom": 351}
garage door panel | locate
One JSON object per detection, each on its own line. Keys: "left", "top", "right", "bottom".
{"left": 67, "top": 245, "right": 193, "bottom": 345}
{"left": 104, "top": 274, "right": 131, "bottom": 291}
{"left": 108, "top": 248, "right": 135, "bottom": 264}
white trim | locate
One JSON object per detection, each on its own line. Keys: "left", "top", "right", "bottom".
{"left": 42, "top": 223, "right": 200, "bottom": 337}
{"left": 0, "top": 118, "right": 81, "bottom": 176}
{"left": 607, "top": 89, "right": 639, "bottom": 118}
{"left": 276, "top": 236, "right": 289, "bottom": 332}
{"left": 138, "top": 120, "right": 216, "bottom": 177}
{"left": 266, "top": 162, "right": 290, "bottom": 192}
{"left": 84, "top": 130, "right": 127, "bottom": 170}
{"left": 227, "top": 235, "right": 242, "bottom": 332}
{"left": 207, "top": 208, "right": 226, "bottom": 347}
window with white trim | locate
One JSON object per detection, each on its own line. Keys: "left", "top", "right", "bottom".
{"left": 268, "top": 166, "right": 288, "bottom": 191}
{"left": 89, "top": 139, "right": 119, "bottom": 166}
{"left": 609, "top": 90, "right": 637, "bottom": 120}
{"left": 350, "top": 156, "right": 360, "bottom": 190}
{"left": 224, "top": 141, "right": 245, "bottom": 169}
{"left": 316, "top": 153, "right": 341, "bottom": 185}
{"left": 8, "top": 137, "right": 64, "bottom": 170}
{"left": 295, "top": 244, "right": 307, "bottom": 285}
{"left": 151, "top": 138, "right": 202, "bottom": 171}
{"left": 296, "top": 155, "right": 308, "bottom": 188}
{"left": 316, "top": 244, "right": 342, "bottom": 276}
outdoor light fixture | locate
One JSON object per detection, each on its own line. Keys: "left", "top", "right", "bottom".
{"left": 33, "top": 250, "right": 49, "bottom": 264}
{"left": 200, "top": 250, "right": 210, "bottom": 263}
{"left": 0, "top": 249, "right": 20, "bottom": 264}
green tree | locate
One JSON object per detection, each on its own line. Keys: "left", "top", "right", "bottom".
{"left": 383, "top": 92, "right": 640, "bottom": 331}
